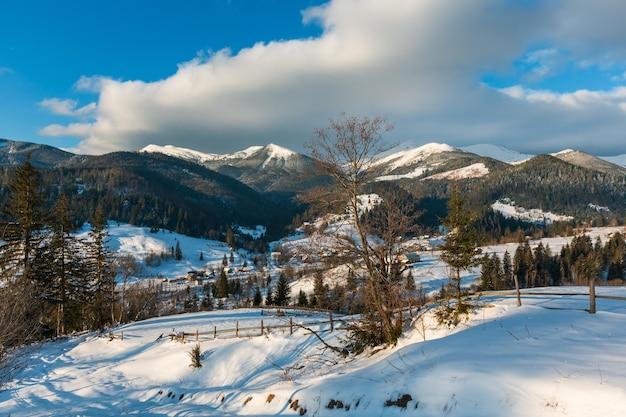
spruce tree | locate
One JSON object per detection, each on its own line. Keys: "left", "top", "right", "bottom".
{"left": 265, "top": 286, "right": 274, "bottom": 306}
{"left": 252, "top": 286, "right": 263, "bottom": 307}
{"left": 439, "top": 185, "right": 480, "bottom": 321}
{"left": 273, "top": 273, "right": 290, "bottom": 306}
{"left": 1, "top": 155, "right": 46, "bottom": 283}
{"left": 40, "top": 193, "right": 85, "bottom": 335}
{"left": 216, "top": 269, "right": 229, "bottom": 299}
{"left": 86, "top": 204, "right": 115, "bottom": 327}
{"left": 175, "top": 241, "right": 182, "bottom": 261}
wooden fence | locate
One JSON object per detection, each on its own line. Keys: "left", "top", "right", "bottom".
{"left": 168, "top": 308, "right": 341, "bottom": 343}
{"left": 482, "top": 286, "right": 626, "bottom": 313}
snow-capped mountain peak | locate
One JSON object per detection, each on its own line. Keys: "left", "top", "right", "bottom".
{"left": 373, "top": 142, "right": 459, "bottom": 171}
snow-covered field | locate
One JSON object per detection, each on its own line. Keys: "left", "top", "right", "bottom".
{"left": 2, "top": 225, "right": 626, "bottom": 416}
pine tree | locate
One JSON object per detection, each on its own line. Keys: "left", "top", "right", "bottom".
{"left": 252, "top": 286, "right": 263, "bottom": 307}
{"left": 273, "top": 273, "right": 290, "bottom": 306}
{"left": 175, "top": 241, "right": 182, "bottom": 261}
{"left": 502, "top": 250, "right": 513, "bottom": 288}
{"left": 39, "top": 193, "right": 85, "bottom": 335}
{"left": 265, "top": 286, "right": 274, "bottom": 306}
{"left": 1, "top": 155, "right": 46, "bottom": 283}
{"left": 216, "top": 269, "right": 229, "bottom": 299}
{"left": 86, "top": 204, "right": 115, "bottom": 327}
{"left": 405, "top": 269, "right": 416, "bottom": 292}
{"left": 297, "top": 289, "right": 308, "bottom": 307}
{"left": 438, "top": 184, "right": 481, "bottom": 322}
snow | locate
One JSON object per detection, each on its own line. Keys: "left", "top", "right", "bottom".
{"left": 492, "top": 199, "right": 574, "bottom": 224}
{"left": 375, "top": 167, "right": 427, "bottom": 181}
{"left": 264, "top": 143, "right": 297, "bottom": 160}
{"left": 3, "top": 224, "right": 626, "bottom": 416}
{"left": 424, "top": 162, "right": 489, "bottom": 180}
{"left": 372, "top": 142, "right": 457, "bottom": 172}
{"left": 601, "top": 153, "right": 626, "bottom": 168}
{"left": 460, "top": 143, "right": 534, "bottom": 164}
{"left": 140, "top": 144, "right": 266, "bottom": 164}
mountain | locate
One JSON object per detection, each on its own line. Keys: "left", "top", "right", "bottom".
{"left": 60, "top": 151, "right": 298, "bottom": 239}
{"left": 601, "top": 154, "right": 626, "bottom": 168}
{"left": 472, "top": 154, "right": 626, "bottom": 221}
{"left": 141, "top": 143, "right": 322, "bottom": 193}
{"left": 551, "top": 149, "right": 626, "bottom": 176}
{"left": 460, "top": 143, "right": 533, "bottom": 164}
{"left": 0, "top": 138, "right": 74, "bottom": 167}
{"left": 370, "top": 142, "right": 495, "bottom": 181}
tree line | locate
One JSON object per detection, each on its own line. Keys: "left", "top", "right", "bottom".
{"left": 478, "top": 231, "right": 626, "bottom": 291}
{"left": 0, "top": 156, "right": 116, "bottom": 352}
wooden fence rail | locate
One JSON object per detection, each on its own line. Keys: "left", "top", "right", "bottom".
{"left": 169, "top": 317, "right": 344, "bottom": 343}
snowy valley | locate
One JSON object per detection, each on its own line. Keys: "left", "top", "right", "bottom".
{"left": 1, "top": 223, "right": 626, "bottom": 416}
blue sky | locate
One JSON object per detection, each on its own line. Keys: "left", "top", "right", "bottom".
{"left": 2, "top": 0, "right": 626, "bottom": 156}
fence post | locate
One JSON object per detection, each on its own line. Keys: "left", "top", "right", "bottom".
{"left": 261, "top": 320, "right": 264, "bottom": 336}
{"left": 290, "top": 317, "right": 293, "bottom": 336}
{"left": 214, "top": 326, "right": 217, "bottom": 340}
{"left": 513, "top": 274, "right": 522, "bottom": 307}
{"left": 121, "top": 331, "right": 123, "bottom": 341}
{"left": 330, "top": 311, "right": 334, "bottom": 332}
{"left": 196, "top": 329, "right": 199, "bottom": 342}
{"left": 236, "top": 320, "right": 239, "bottom": 338}
{"left": 589, "top": 278, "right": 596, "bottom": 314}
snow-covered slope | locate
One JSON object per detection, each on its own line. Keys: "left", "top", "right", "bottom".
{"left": 141, "top": 143, "right": 266, "bottom": 164}
{"left": 371, "top": 142, "right": 484, "bottom": 181}
{"left": 601, "top": 153, "right": 626, "bottom": 168}
{"left": 424, "top": 162, "right": 489, "bottom": 180}
{"left": 3, "top": 223, "right": 626, "bottom": 416}
{"left": 551, "top": 149, "right": 626, "bottom": 175}
{"left": 461, "top": 143, "right": 533, "bottom": 164}
{"left": 3, "top": 288, "right": 626, "bottom": 416}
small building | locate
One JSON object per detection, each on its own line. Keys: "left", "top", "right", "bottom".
{"left": 400, "top": 252, "right": 422, "bottom": 265}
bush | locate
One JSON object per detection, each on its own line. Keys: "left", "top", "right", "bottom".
{"left": 189, "top": 343, "right": 202, "bottom": 369}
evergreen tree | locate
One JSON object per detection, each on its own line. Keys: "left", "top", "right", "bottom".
{"left": 265, "top": 286, "right": 274, "bottom": 306}
{"left": 273, "top": 273, "right": 290, "bottom": 306}
{"left": 313, "top": 270, "right": 329, "bottom": 309}
{"left": 252, "top": 286, "right": 263, "bottom": 307}
{"left": 39, "top": 193, "right": 85, "bottom": 335}
{"left": 86, "top": 204, "right": 115, "bottom": 327}
{"left": 439, "top": 185, "right": 481, "bottom": 320}
{"left": 1, "top": 155, "right": 46, "bottom": 283}
{"left": 405, "top": 269, "right": 416, "bottom": 292}
{"left": 175, "top": 240, "right": 182, "bottom": 261}
{"left": 297, "top": 289, "right": 308, "bottom": 307}
{"left": 216, "top": 269, "right": 229, "bottom": 299}
{"left": 502, "top": 251, "right": 513, "bottom": 288}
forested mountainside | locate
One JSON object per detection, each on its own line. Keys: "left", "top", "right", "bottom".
{"left": 0, "top": 139, "right": 74, "bottom": 167}
{"left": 0, "top": 138, "right": 625, "bottom": 242}
{"left": 391, "top": 154, "right": 626, "bottom": 230}
{"left": 0, "top": 151, "right": 299, "bottom": 241}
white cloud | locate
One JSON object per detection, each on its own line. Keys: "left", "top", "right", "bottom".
{"left": 39, "top": 123, "right": 92, "bottom": 138}
{"left": 73, "top": 75, "right": 112, "bottom": 93}
{"left": 39, "top": 0, "right": 626, "bottom": 156}
{"left": 38, "top": 98, "right": 96, "bottom": 117}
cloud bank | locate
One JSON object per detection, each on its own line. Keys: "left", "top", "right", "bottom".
{"left": 40, "top": 0, "right": 626, "bottom": 155}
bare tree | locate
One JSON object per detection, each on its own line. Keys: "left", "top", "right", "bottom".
{"left": 306, "top": 114, "right": 419, "bottom": 349}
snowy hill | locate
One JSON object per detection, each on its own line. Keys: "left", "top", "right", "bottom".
{"left": 3, "top": 224, "right": 626, "bottom": 416}
{"left": 371, "top": 142, "right": 486, "bottom": 181}
{"left": 460, "top": 143, "right": 533, "bottom": 164}
{"left": 2, "top": 288, "right": 626, "bottom": 416}
{"left": 601, "top": 153, "right": 626, "bottom": 168}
